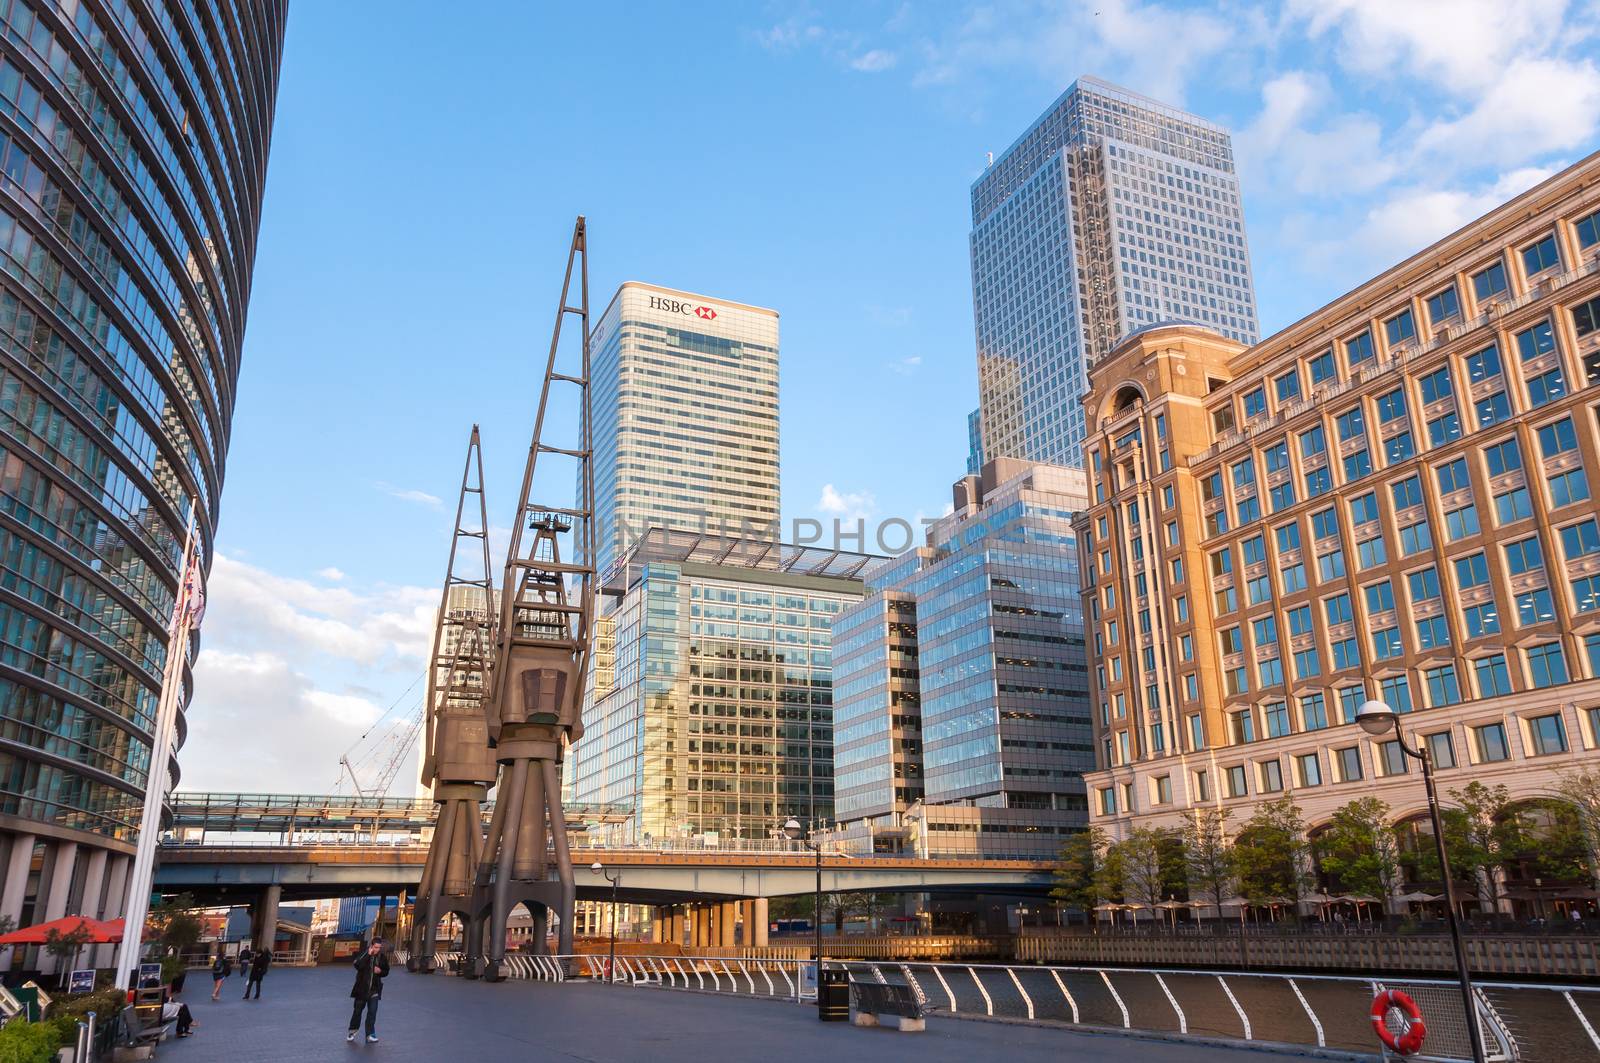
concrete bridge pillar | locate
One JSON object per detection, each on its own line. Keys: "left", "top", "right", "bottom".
{"left": 753, "top": 898, "right": 769, "bottom": 947}
{"left": 719, "top": 902, "right": 736, "bottom": 947}
{"left": 255, "top": 884, "right": 281, "bottom": 955}
{"left": 669, "top": 907, "right": 683, "bottom": 947}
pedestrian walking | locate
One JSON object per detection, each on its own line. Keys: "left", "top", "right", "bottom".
{"left": 238, "top": 946, "right": 251, "bottom": 978}
{"left": 346, "top": 938, "right": 390, "bottom": 1044}
{"left": 243, "top": 945, "right": 271, "bottom": 999}
{"left": 209, "top": 955, "right": 230, "bottom": 1001}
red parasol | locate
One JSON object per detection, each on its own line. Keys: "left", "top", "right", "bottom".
{"left": 0, "top": 915, "right": 125, "bottom": 945}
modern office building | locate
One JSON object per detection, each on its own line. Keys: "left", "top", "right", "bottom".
{"left": 571, "top": 530, "right": 881, "bottom": 844}
{"left": 831, "top": 459, "right": 1093, "bottom": 859}
{"left": 970, "top": 76, "right": 1258, "bottom": 469}
{"left": 0, "top": 1, "right": 287, "bottom": 959}
{"left": 589, "top": 283, "right": 780, "bottom": 580}
{"left": 1078, "top": 153, "right": 1600, "bottom": 907}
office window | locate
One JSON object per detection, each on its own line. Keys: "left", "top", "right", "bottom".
{"left": 1275, "top": 370, "right": 1301, "bottom": 403}
{"left": 1365, "top": 580, "right": 1396, "bottom": 614}
{"left": 1243, "top": 387, "right": 1267, "bottom": 419}
{"left": 1377, "top": 740, "right": 1407, "bottom": 777}
{"left": 1373, "top": 627, "right": 1403, "bottom": 659}
{"left": 1304, "top": 466, "right": 1332, "bottom": 498}
{"left": 1344, "top": 449, "right": 1373, "bottom": 481}
{"left": 1425, "top": 664, "right": 1462, "bottom": 706}
{"left": 1426, "top": 286, "right": 1460, "bottom": 324}
{"left": 1385, "top": 432, "right": 1416, "bottom": 464}
{"left": 1517, "top": 320, "right": 1557, "bottom": 362}
{"left": 1562, "top": 519, "right": 1600, "bottom": 559}
{"left": 1399, "top": 522, "right": 1432, "bottom": 557}
{"left": 1231, "top": 709, "right": 1255, "bottom": 744}
{"left": 1575, "top": 295, "right": 1600, "bottom": 338}
{"left": 1264, "top": 440, "right": 1290, "bottom": 474}
{"left": 1325, "top": 593, "right": 1354, "bottom": 625}
{"left": 1495, "top": 487, "right": 1532, "bottom": 525}
{"left": 1184, "top": 672, "right": 1199, "bottom": 701}
{"left": 1522, "top": 234, "right": 1561, "bottom": 276}
{"left": 1153, "top": 774, "right": 1173, "bottom": 805}
{"left": 1292, "top": 646, "right": 1319, "bottom": 680}
{"left": 1472, "top": 260, "right": 1508, "bottom": 301}
{"left": 1380, "top": 674, "right": 1413, "bottom": 713}
{"left": 1270, "top": 480, "right": 1297, "bottom": 511}
{"left": 1427, "top": 413, "right": 1462, "bottom": 448}
{"left": 1550, "top": 469, "right": 1590, "bottom": 507}
{"left": 1294, "top": 694, "right": 1326, "bottom": 733}
{"left": 1265, "top": 701, "right": 1291, "bottom": 738}
{"left": 1528, "top": 713, "right": 1568, "bottom": 756}
{"left": 1180, "top": 634, "right": 1193, "bottom": 661}
{"left": 1376, "top": 389, "right": 1408, "bottom": 424}
{"left": 1309, "top": 349, "right": 1336, "bottom": 384}
{"left": 1318, "top": 548, "right": 1346, "bottom": 582}
{"left": 1192, "top": 766, "right": 1211, "bottom": 801}
{"left": 1484, "top": 437, "right": 1522, "bottom": 476}
{"left": 1276, "top": 522, "right": 1302, "bottom": 554}
{"left": 1213, "top": 405, "right": 1236, "bottom": 434}
{"left": 1529, "top": 367, "right": 1568, "bottom": 408}
{"left": 1227, "top": 765, "right": 1248, "bottom": 798}
{"left": 1416, "top": 615, "right": 1450, "bottom": 649}
{"left": 1300, "top": 424, "right": 1327, "bottom": 458}
{"left": 1332, "top": 636, "right": 1360, "bottom": 671}
{"left": 1336, "top": 746, "right": 1363, "bottom": 782}
{"left": 1474, "top": 723, "right": 1510, "bottom": 763}
{"left": 1577, "top": 209, "right": 1600, "bottom": 249}
{"left": 1215, "top": 586, "right": 1238, "bottom": 614}
{"left": 1505, "top": 536, "right": 1544, "bottom": 576}
{"left": 1444, "top": 505, "right": 1480, "bottom": 541}
{"left": 1357, "top": 538, "right": 1387, "bottom": 570}
{"left": 1242, "top": 535, "right": 1266, "bottom": 566}
{"left": 1426, "top": 731, "right": 1456, "bottom": 770}
{"left": 1163, "top": 484, "right": 1175, "bottom": 509}
{"left": 1220, "top": 627, "right": 1242, "bottom": 655}
{"left": 1453, "top": 551, "right": 1489, "bottom": 589}
{"left": 1338, "top": 686, "right": 1364, "bottom": 724}
{"left": 1282, "top": 564, "right": 1307, "bottom": 593}
{"left": 1253, "top": 615, "right": 1278, "bottom": 647}
{"left": 1407, "top": 567, "right": 1441, "bottom": 603}
{"left": 1237, "top": 496, "right": 1261, "bottom": 526}
{"left": 1099, "top": 787, "right": 1116, "bottom": 815}
{"left": 1474, "top": 654, "right": 1514, "bottom": 697}
{"left": 1286, "top": 604, "right": 1313, "bottom": 636}
{"left": 1463, "top": 602, "right": 1500, "bottom": 638}
{"left": 1516, "top": 588, "right": 1555, "bottom": 626}
{"left": 1527, "top": 642, "right": 1569, "bottom": 688}
{"left": 1172, "top": 557, "right": 1186, "bottom": 584}
{"left": 1350, "top": 492, "right": 1379, "bottom": 524}
{"left": 1248, "top": 575, "right": 1271, "bottom": 605}
{"left": 1476, "top": 392, "right": 1511, "bottom": 428}
{"left": 1336, "top": 406, "right": 1367, "bottom": 442}
{"left": 1311, "top": 508, "right": 1338, "bottom": 540}
{"left": 1392, "top": 474, "right": 1425, "bottom": 510}
{"left": 1466, "top": 344, "right": 1503, "bottom": 382}
{"left": 1539, "top": 417, "right": 1579, "bottom": 458}
{"left": 1259, "top": 760, "right": 1284, "bottom": 793}
{"left": 1297, "top": 752, "right": 1322, "bottom": 787}
{"left": 1435, "top": 457, "right": 1470, "bottom": 494}
{"left": 1417, "top": 365, "right": 1453, "bottom": 405}
{"left": 1345, "top": 331, "right": 1375, "bottom": 367}
{"left": 1259, "top": 656, "right": 1284, "bottom": 687}
{"left": 1385, "top": 308, "right": 1417, "bottom": 347}
{"left": 1189, "top": 714, "right": 1205, "bottom": 753}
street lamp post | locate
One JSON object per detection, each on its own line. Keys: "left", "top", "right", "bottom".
{"left": 590, "top": 862, "right": 619, "bottom": 985}
{"left": 1356, "top": 700, "right": 1487, "bottom": 1063}
{"left": 782, "top": 818, "right": 822, "bottom": 994}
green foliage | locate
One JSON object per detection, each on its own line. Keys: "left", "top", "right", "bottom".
{"left": 1316, "top": 797, "right": 1402, "bottom": 900}
{"left": 1555, "top": 767, "right": 1600, "bottom": 886}
{"left": 1181, "top": 808, "right": 1233, "bottom": 913}
{"left": 0, "top": 1019, "right": 66, "bottom": 1063}
{"left": 1051, "top": 828, "right": 1107, "bottom": 917}
{"left": 1233, "top": 797, "right": 1310, "bottom": 905}
{"left": 42, "top": 925, "right": 90, "bottom": 965}
{"left": 50, "top": 986, "right": 125, "bottom": 1025}
{"left": 1106, "top": 827, "right": 1185, "bottom": 909}
{"left": 147, "top": 893, "right": 204, "bottom": 954}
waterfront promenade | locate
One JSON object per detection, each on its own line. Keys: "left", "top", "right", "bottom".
{"left": 158, "top": 965, "right": 1314, "bottom": 1062}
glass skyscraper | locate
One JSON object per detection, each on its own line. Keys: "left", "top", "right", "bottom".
{"left": 831, "top": 459, "right": 1093, "bottom": 859}
{"left": 572, "top": 531, "right": 879, "bottom": 844}
{"left": 589, "top": 283, "right": 779, "bottom": 581}
{"left": 0, "top": 0, "right": 286, "bottom": 959}
{"left": 971, "top": 76, "right": 1259, "bottom": 469}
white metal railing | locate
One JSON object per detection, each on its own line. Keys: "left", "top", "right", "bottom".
{"left": 482, "top": 953, "right": 1600, "bottom": 1061}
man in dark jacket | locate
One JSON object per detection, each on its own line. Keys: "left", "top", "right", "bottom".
{"left": 347, "top": 938, "right": 390, "bottom": 1044}
{"left": 243, "top": 945, "right": 271, "bottom": 999}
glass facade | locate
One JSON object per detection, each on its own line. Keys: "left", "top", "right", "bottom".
{"left": 830, "top": 461, "right": 1093, "bottom": 858}
{"left": 589, "top": 283, "right": 779, "bottom": 580}
{"left": 971, "top": 76, "right": 1258, "bottom": 468}
{"left": 0, "top": 0, "right": 284, "bottom": 852}
{"left": 572, "top": 532, "right": 877, "bottom": 843}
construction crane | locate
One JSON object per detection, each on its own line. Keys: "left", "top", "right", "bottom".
{"left": 467, "top": 216, "right": 595, "bottom": 981}
{"left": 332, "top": 671, "right": 426, "bottom": 800}
{"left": 408, "top": 425, "right": 499, "bottom": 972}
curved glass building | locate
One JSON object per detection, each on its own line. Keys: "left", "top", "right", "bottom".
{"left": 0, "top": 0, "right": 286, "bottom": 956}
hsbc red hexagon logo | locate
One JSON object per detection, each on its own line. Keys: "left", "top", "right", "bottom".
{"left": 694, "top": 306, "right": 717, "bottom": 320}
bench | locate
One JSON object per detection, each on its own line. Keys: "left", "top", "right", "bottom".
{"left": 849, "top": 979, "right": 926, "bottom": 1032}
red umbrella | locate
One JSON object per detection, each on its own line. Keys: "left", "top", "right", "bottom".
{"left": 0, "top": 915, "right": 124, "bottom": 945}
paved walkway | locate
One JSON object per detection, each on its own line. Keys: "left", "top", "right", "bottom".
{"left": 158, "top": 964, "right": 1321, "bottom": 1062}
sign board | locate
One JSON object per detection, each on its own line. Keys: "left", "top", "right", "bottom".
{"left": 333, "top": 940, "right": 361, "bottom": 958}
{"left": 799, "top": 962, "right": 817, "bottom": 999}
{"left": 68, "top": 969, "right": 95, "bottom": 994}
{"left": 137, "top": 962, "right": 163, "bottom": 989}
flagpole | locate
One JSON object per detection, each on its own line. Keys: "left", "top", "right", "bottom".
{"left": 114, "top": 515, "right": 199, "bottom": 990}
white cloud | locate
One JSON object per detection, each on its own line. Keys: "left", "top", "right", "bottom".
{"left": 1236, "top": 72, "right": 1396, "bottom": 197}
{"left": 1414, "top": 57, "right": 1600, "bottom": 167}
{"left": 377, "top": 482, "right": 443, "bottom": 508}
{"left": 317, "top": 567, "right": 346, "bottom": 581}
{"left": 816, "top": 483, "right": 876, "bottom": 524}
{"left": 888, "top": 355, "right": 922, "bottom": 376}
{"left": 851, "top": 49, "right": 897, "bottom": 72}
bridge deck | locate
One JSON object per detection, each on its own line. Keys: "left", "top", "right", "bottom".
{"left": 159, "top": 964, "right": 1307, "bottom": 1062}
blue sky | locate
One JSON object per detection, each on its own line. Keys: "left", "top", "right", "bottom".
{"left": 180, "top": 0, "right": 1600, "bottom": 793}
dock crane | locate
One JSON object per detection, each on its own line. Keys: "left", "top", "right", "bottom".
{"left": 407, "top": 425, "right": 499, "bottom": 971}
{"left": 467, "top": 216, "right": 596, "bottom": 980}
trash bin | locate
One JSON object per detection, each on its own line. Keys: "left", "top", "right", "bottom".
{"left": 818, "top": 966, "right": 850, "bottom": 1022}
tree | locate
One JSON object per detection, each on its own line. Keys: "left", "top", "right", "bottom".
{"left": 1316, "top": 797, "right": 1402, "bottom": 903}
{"left": 1108, "top": 827, "right": 1183, "bottom": 913}
{"left": 44, "top": 925, "right": 90, "bottom": 989}
{"left": 1435, "top": 782, "right": 1526, "bottom": 912}
{"left": 1234, "top": 797, "right": 1311, "bottom": 907}
{"left": 146, "top": 893, "right": 203, "bottom": 957}
{"left": 1181, "top": 808, "right": 1233, "bottom": 919}
{"left": 1554, "top": 767, "right": 1600, "bottom": 889}
{"left": 1051, "top": 828, "right": 1108, "bottom": 924}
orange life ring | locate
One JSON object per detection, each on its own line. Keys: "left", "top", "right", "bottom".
{"left": 1371, "top": 989, "right": 1427, "bottom": 1056}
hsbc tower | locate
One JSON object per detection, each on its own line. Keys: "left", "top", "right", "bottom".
{"left": 588, "top": 282, "right": 781, "bottom": 579}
